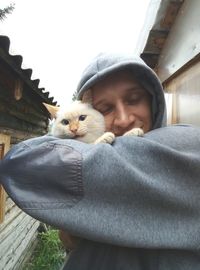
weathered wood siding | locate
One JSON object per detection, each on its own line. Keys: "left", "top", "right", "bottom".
{"left": 0, "top": 197, "right": 39, "bottom": 270}
{"left": 0, "top": 60, "right": 49, "bottom": 137}
{"left": 0, "top": 52, "right": 48, "bottom": 270}
{"left": 0, "top": 35, "right": 56, "bottom": 270}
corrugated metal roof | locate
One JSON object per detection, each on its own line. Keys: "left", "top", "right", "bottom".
{"left": 0, "top": 35, "right": 57, "bottom": 105}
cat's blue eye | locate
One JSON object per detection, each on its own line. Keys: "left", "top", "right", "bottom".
{"left": 79, "top": 115, "right": 87, "bottom": 121}
{"left": 61, "top": 119, "right": 69, "bottom": 125}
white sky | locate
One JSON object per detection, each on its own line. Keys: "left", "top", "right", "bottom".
{"left": 0, "top": 0, "right": 151, "bottom": 106}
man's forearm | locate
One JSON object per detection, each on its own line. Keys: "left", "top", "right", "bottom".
{"left": 1, "top": 125, "right": 200, "bottom": 249}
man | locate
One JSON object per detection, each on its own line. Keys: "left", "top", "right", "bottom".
{"left": 1, "top": 53, "right": 200, "bottom": 270}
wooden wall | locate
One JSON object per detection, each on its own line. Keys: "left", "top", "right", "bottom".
{"left": 0, "top": 58, "right": 49, "bottom": 145}
{"left": 0, "top": 54, "right": 50, "bottom": 269}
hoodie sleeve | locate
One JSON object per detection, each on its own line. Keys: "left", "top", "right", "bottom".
{"left": 1, "top": 125, "right": 200, "bottom": 250}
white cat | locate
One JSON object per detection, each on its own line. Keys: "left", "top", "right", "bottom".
{"left": 43, "top": 101, "right": 115, "bottom": 144}
{"left": 43, "top": 101, "right": 143, "bottom": 144}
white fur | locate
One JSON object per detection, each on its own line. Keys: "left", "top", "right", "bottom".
{"left": 123, "top": 128, "right": 144, "bottom": 137}
{"left": 51, "top": 101, "right": 114, "bottom": 144}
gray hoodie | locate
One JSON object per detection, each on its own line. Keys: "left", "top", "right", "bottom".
{"left": 1, "top": 53, "right": 200, "bottom": 270}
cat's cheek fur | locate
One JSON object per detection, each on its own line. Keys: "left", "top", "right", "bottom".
{"left": 49, "top": 101, "right": 106, "bottom": 143}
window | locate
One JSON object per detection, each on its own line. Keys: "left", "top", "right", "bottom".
{"left": 164, "top": 59, "right": 200, "bottom": 126}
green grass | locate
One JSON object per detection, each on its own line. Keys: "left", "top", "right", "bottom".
{"left": 23, "top": 229, "right": 66, "bottom": 270}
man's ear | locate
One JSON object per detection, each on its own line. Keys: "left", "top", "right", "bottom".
{"left": 43, "top": 103, "right": 60, "bottom": 119}
{"left": 82, "top": 89, "right": 93, "bottom": 104}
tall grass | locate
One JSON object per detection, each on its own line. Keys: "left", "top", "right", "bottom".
{"left": 23, "top": 229, "right": 66, "bottom": 270}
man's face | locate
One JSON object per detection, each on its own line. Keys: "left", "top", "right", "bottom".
{"left": 92, "top": 71, "right": 152, "bottom": 136}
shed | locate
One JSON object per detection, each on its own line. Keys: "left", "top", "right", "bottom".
{"left": 0, "top": 35, "right": 56, "bottom": 270}
{"left": 136, "top": 0, "right": 200, "bottom": 126}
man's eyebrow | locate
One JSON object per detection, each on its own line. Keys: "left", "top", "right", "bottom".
{"left": 126, "top": 86, "right": 143, "bottom": 92}
{"left": 93, "top": 99, "right": 108, "bottom": 107}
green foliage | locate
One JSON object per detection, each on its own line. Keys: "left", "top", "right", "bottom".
{"left": 23, "top": 229, "right": 66, "bottom": 270}
{"left": 72, "top": 90, "right": 78, "bottom": 101}
{"left": 0, "top": 3, "right": 15, "bottom": 21}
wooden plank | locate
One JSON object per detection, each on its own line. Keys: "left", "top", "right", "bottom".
{"left": 0, "top": 212, "right": 37, "bottom": 259}
{"left": 0, "top": 194, "right": 40, "bottom": 270}
{"left": 0, "top": 211, "right": 27, "bottom": 246}
{"left": 5, "top": 196, "right": 15, "bottom": 213}
{"left": 0, "top": 134, "right": 10, "bottom": 154}
{"left": 13, "top": 231, "right": 39, "bottom": 270}
{"left": 0, "top": 185, "right": 6, "bottom": 223}
{"left": 0, "top": 144, "right": 5, "bottom": 223}
{"left": 0, "top": 112, "right": 47, "bottom": 135}
{"left": 0, "top": 91, "right": 48, "bottom": 122}
{"left": 0, "top": 143, "right": 5, "bottom": 223}
{"left": 0, "top": 204, "right": 21, "bottom": 233}
{"left": 5, "top": 222, "right": 39, "bottom": 270}
{"left": 0, "top": 134, "right": 10, "bottom": 223}
{"left": 0, "top": 216, "right": 39, "bottom": 270}
{"left": 0, "top": 127, "right": 43, "bottom": 145}
{"left": 0, "top": 102, "right": 47, "bottom": 129}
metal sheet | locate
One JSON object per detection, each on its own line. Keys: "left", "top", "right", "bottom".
{"left": 157, "top": 0, "right": 200, "bottom": 81}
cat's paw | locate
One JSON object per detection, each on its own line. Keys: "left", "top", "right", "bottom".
{"left": 123, "top": 128, "right": 144, "bottom": 137}
{"left": 94, "top": 132, "right": 115, "bottom": 144}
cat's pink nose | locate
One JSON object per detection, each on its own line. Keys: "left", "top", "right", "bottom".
{"left": 70, "top": 127, "right": 78, "bottom": 133}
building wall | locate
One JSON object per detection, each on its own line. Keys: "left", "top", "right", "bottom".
{"left": 157, "top": 0, "right": 200, "bottom": 82}
{"left": 0, "top": 57, "right": 49, "bottom": 270}
{"left": 164, "top": 60, "right": 200, "bottom": 126}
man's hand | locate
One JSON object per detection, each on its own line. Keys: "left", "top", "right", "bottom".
{"left": 59, "top": 230, "right": 80, "bottom": 251}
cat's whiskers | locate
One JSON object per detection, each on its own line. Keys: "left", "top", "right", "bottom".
{"left": 77, "top": 126, "right": 87, "bottom": 133}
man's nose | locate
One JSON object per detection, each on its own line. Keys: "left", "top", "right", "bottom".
{"left": 113, "top": 104, "right": 135, "bottom": 128}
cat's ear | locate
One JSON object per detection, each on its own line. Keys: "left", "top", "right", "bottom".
{"left": 82, "top": 89, "right": 93, "bottom": 104}
{"left": 43, "top": 103, "right": 60, "bottom": 119}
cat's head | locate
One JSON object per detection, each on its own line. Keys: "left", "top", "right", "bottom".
{"left": 43, "top": 101, "right": 105, "bottom": 141}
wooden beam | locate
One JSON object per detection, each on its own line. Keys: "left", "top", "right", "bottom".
{"left": 0, "top": 112, "right": 47, "bottom": 134}
{"left": 0, "top": 134, "right": 10, "bottom": 223}
{"left": 0, "top": 102, "right": 48, "bottom": 129}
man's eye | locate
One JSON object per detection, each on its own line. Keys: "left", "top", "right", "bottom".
{"left": 79, "top": 115, "right": 87, "bottom": 121}
{"left": 61, "top": 119, "right": 69, "bottom": 125}
{"left": 127, "top": 97, "right": 141, "bottom": 105}
{"left": 98, "top": 106, "right": 113, "bottom": 115}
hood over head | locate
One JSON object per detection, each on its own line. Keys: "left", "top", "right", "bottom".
{"left": 76, "top": 52, "right": 166, "bottom": 129}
